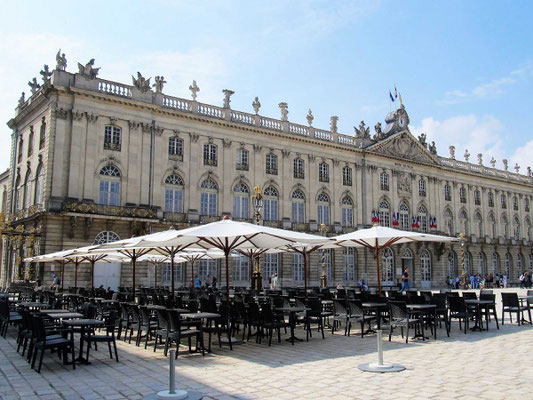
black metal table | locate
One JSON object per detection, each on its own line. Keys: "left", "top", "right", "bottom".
{"left": 407, "top": 304, "right": 436, "bottom": 339}
{"left": 275, "top": 306, "right": 310, "bottom": 344}
{"left": 63, "top": 319, "right": 104, "bottom": 364}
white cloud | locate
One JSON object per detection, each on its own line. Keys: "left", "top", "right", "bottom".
{"left": 510, "top": 140, "right": 533, "bottom": 175}
{"left": 411, "top": 114, "right": 507, "bottom": 166}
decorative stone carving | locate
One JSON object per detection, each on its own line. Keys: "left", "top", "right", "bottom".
{"left": 189, "top": 132, "right": 199, "bottom": 143}
{"left": 18, "top": 92, "right": 25, "bottom": 108}
{"left": 86, "top": 113, "right": 98, "bottom": 123}
{"left": 306, "top": 109, "right": 314, "bottom": 126}
{"left": 40, "top": 65, "right": 52, "bottom": 83}
{"left": 281, "top": 149, "right": 290, "bottom": 158}
{"left": 354, "top": 121, "right": 370, "bottom": 139}
{"left": 429, "top": 141, "right": 437, "bottom": 155}
{"left": 189, "top": 80, "right": 200, "bottom": 100}
{"left": 490, "top": 157, "right": 496, "bottom": 168}
{"left": 28, "top": 78, "right": 40, "bottom": 94}
{"left": 252, "top": 97, "right": 261, "bottom": 114}
{"left": 279, "top": 102, "right": 289, "bottom": 121}
{"left": 418, "top": 133, "right": 427, "bottom": 147}
{"left": 503, "top": 159, "right": 508, "bottom": 171}
{"left": 77, "top": 59, "right": 100, "bottom": 79}
{"left": 370, "top": 132, "right": 439, "bottom": 165}
{"left": 132, "top": 72, "right": 151, "bottom": 93}
{"left": 223, "top": 138, "right": 232, "bottom": 148}
{"left": 308, "top": 154, "right": 316, "bottom": 162}
{"left": 208, "top": 137, "right": 214, "bottom": 144}
{"left": 83, "top": 217, "right": 92, "bottom": 240}
{"left": 528, "top": 166, "right": 532, "bottom": 176}
{"left": 128, "top": 120, "right": 140, "bottom": 130}
{"left": 477, "top": 153, "right": 483, "bottom": 165}
{"left": 153, "top": 76, "right": 166, "bottom": 93}
{"left": 253, "top": 144, "right": 262, "bottom": 153}
{"left": 54, "top": 107, "right": 69, "bottom": 120}
{"left": 464, "top": 149, "right": 470, "bottom": 162}
{"left": 333, "top": 159, "right": 340, "bottom": 166}
{"left": 71, "top": 110, "right": 84, "bottom": 121}
{"left": 141, "top": 123, "right": 152, "bottom": 133}
{"left": 56, "top": 50, "right": 67, "bottom": 71}
{"left": 222, "top": 89, "right": 234, "bottom": 109}
{"left": 330, "top": 116, "right": 338, "bottom": 133}
{"left": 514, "top": 163, "right": 520, "bottom": 174}
{"left": 449, "top": 145, "right": 455, "bottom": 159}
{"left": 154, "top": 125, "right": 164, "bottom": 136}
{"left": 373, "top": 122, "right": 384, "bottom": 140}
{"left": 68, "top": 216, "right": 77, "bottom": 239}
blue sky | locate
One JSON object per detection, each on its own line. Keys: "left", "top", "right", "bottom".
{"left": 1, "top": 0, "right": 532, "bottom": 172}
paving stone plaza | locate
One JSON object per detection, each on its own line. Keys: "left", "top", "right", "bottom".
{"left": 1, "top": 288, "right": 531, "bottom": 400}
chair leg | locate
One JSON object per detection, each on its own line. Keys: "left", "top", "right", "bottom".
{"left": 113, "top": 338, "right": 119, "bottom": 362}
{"left": 37, "top": 348, "right": 45, "bottom": 373}
{"left": 108, "top": 341, "right": 113, "bottom": 358}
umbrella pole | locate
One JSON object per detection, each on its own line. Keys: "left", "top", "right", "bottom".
{"left": 191, "top": 260, "right": 195, "bottom": 285}
{"left": 132, "top": 250, "right": 136, "bottom": 296}
{"left": 154, "top": 263, "right": 157, "bottom": 288}
{"left": 171, "top": 251, "right": 175, "bottom": 297}
{"left": 91, "top": 260, "right": 95, "bottom": 291}
{"left": 225, "top": 251, "right": 230, "bottom": 305}
{"left": 376, "top": 249, "right": 382, "bottom": 296}
{"left": 74, "top": 261, "right": 79, "bottom": 289}
{"left": 61, "top": 261, "right": 65, "bottom": 290}
{"left": 303, "top": 251, "right": 308, "bottom": 301}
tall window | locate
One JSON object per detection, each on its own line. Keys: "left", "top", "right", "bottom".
{"left": 501, "top": 194, "right": 507, "bottom": 209}
{"left": 420, "top": 249, "right": 431, "bottom": 281}
{"left": 342, "top": 166, "right": 352, "bottom": 186}
{"left": 399, "top": 202, "right": 410, "bottom": 230}
{"left": 513, "top": 196, "right": 518, "bottom": 211}
{"left": 447, "top": 252, "right": 456, "bottom": 278}
{"left": 232, "top": 254, "right": 249, "bottom": 283}
{"left": 17, "top": 138, "right": 23, "bottom": 163}
{"left": 164, "top": 174, "right": 184, "bottom": 213}
{"left": 93, "top": 231, "right": 121, "bottom": 246}
{"left": 504, "top": 253, "right": 512, "bottom": 277}
{"left": 526, "top": 219, "right": 532, "bottom": 241}
{"left": 525, "top": 198, "right": 530, "bottom": 212}
{"left": 266, "top": 153, "right": 278, "bottom": 175}
{"left": 14, "top": 175, "right": 21, "bottom": 210}
{"left": 513, "top": 217, "right": 520, "bottom": 240}
{"left": 379, "top": 200, "right": 390, "bottom": 227}
{"left": 492, "top": 252, "right": 500, "bottom": 275}
{"left": 199, "top": 259, "right": 217, "bottom": 284}
{"left": 380, "top": 172, "right": 389, "bottom": 191}
{"left": 318, "top": 249, "right": 331, "bottom": 282}
{"left": 343, "top": 248, "right": 356, "bottom": 281}
{"left": 464, "top": 251, "right": 472, "bottom": 275}
{"left": 236, "top": 148, "right": 249, "bottom": 171}
{"left": 200, "top": 178, "right": 218, "bottom": 216}
{"left": 162, "top": 262, "right": 184, "bottom": 284}
{"left": 459, "top": 210, "right": 468, "bottom": 235}
{"left": 39, "top": 117, "right": 46, "bottom": 150}
{"left": 294, "top": 158, "right": 304, "bottom": 179}
{"left": 444, "top": 209, "right": 454, "bottom": 236}
{"left": 317, "top": 192, "right": 330, "bottom": 225}
{"left": 489, "top": 213, "right": 496, "bottom": 238}
{"left": 23, "top": 170, "right": 32, "bottom": 210}
{"left": 459, "top": 187, "right": 467, "bottom": 203}
{"left": 168, "top": 137, "right": 183, "bottom": 161}
{"left": 477, "top": 252, "right": 486, "bottom": 276}
{"left": 418, "top": 205, "right": 428, "bottom": 232}
{"left": 98, "top": 165, "right": 121, "bottom": 206}
{"left": 203, "top": 143, "right": 217, "bottom": 166}
{"left": 27, "top": 127, "right": 34, "bottom": 157}
{"left": 517, "top": 253, "right": 523, "bottom": 273}
{"left": 293, "top": 253, "right": 304, "bottom": 282}
{"left": 444, "top": 184, "right": 451, "bottom": 201}
{"left": 341, "top": 196, "right": 354, "bottom": 227}
{"left": 319, "top": 162, "right": 329, "bottom": 183}
{"left": 34, "top": 165, "right": 43, "bottom": 206}
{"left": 501, "top": 214, "right": 509, "bottom": 238}
{"left": 418, "top": 179, "right": 426, "bottom": 197}
{"left": 475, "top": 213, "right": 483, "bottom": 237}
{"left": 263, "top": 186, "right": 278, "bottom": 221}
{"left": 104, "top": 126, "right": 121, "bottom": 151}
{"left": 474, "top": 190, "right": 481, "bottom": 206}
{"left": 381, "top": 247, "right": 394, "bottom": 284}
{"left": 488, "top": 192, "right": 494, "bottom": 207}
{"left": 233, "top": 183, "right": 249, "bottom": 219}
{"left": 263, "top": 254, "right": 279, "bottom": 280}
{"left": 291, "top": 190, "right": 305, "bottom": 223}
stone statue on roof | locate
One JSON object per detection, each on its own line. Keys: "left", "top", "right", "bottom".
{"left": 153, "top": 76, "right": 166, "bottom": 93}
{"left": 77, "top": 59, "right": 100, "bottom": 79}
{"left": 56, "top": 50, "right": 67, "bottom": 71}
{"left": 28, "top": 78, "right": 40, "bottom": 94}
{"left": 429, "top": 141, "right": 437, "bottom": 155}
{"left": 354, "top": 120, "right": 370, "bottom": 139}
{"left": 132, "top": 72, "right": 151, "bottom": 93}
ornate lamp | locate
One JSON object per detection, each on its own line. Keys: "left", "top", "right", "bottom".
{"left": 251, "top": 186, "right": 263, "bottom": 291}
{"left": 319, "top": 223, "right": 327, "bottom": 288}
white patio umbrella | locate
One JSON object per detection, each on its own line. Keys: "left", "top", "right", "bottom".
{"left": 91, "top": 219, "right": 332, "bottom": 303}
{"left": 332, "top": 225, "right": 458, "bottom": 295}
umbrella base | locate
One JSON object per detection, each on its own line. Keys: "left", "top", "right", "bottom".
{"left": 358, "top": 362, "right": 405, "bottom": 373}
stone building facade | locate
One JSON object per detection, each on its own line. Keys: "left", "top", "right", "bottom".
{"left": 2, "top": 58, "right": 532, "bottom": 290}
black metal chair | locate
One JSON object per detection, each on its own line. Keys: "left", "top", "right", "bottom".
{"left": 82, "top": 310, "right": 119, "bottom": 362}
{"left": 388, "top": 300, "right": 423, "bottom": 343}
{"left": 167, "top": 309, "right": 204, "bottom": 358}
{"left": 479, "top": 293, "right": 499, "bottom": 329}
{"left": 448, "top": 296, "right": 474, "bottom": 334}
{"left": 501, "top": 292, "right": 531, "bottom": 325}
{"left": 331, "top": 299, "right": 349, "bottom": 335}
{"left": 430, "top": 293, "right": 450, "bottom": 337}
{"left": 346, "top": 300, "right": 376, "bottom": 338}
{"left": 259, "top": 304, "right": 289, "bottom": 346}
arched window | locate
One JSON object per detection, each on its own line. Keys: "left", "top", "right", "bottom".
{"left": 477, "top": 252, "right": 486, "bottom": 276}
{"left": 34, "top": 165, "right": 43, "bottom": 206}
{"left": 517, "top": 253, "right": 524, "bottom": 273}
{"left": 203, "top": 143, "right": 217, "bottom": 166}
{"left": 291, "top": 190, "right": 305, "bottom": 223}
{"left": 464, "top": 251, "right": 472, "bottom": 275}
{"left": 293, "top": 158, "right": 305, "bottom": 179}
{"left": 14, "top": 174, "right": 21, "bottom": 211}
{"left": 492, "top": 252, "right": 500, "bottom": 275}
{"left": 317, "top": 192, "right": 330, "bottom": 225}
{"left": 343, "top": 248, "right": 356, "bottom": 282}
{"left": 104, "top": 126, "right": 121, "bottom": 151}
{"left": 93, "top": 231, "right": 121, "bottom": 244}
{"left": 293, "top": 253, "right": 304, "bottom": 282}
{"left": 168, "top": 137, "right": 184, "bottom": 160}
{"left": 513, "top": 216, "right": 520, "bottom": 240}
{"left": 474, "top": 213, "right": 483, "bottom": 238}
{"left": 23, "top": 170, "right": 32, "bottom": 210}
{"left": 525, "top": 198, "right": 530, "bottom": 212}
{"left": 236, "top": 148, "right": 249, "bottom": 171}
{"left": 459, "top": 210, "right": 468, "bottom": 235}
{"left": 99, "top": 165, "right": 121, "bottom": 206}
{"left": 420, "top": 249, "right": 431, "bottom": 282}
{"left": 200, "top": 178, "right": 218, "bottom": 216}
{"left": 474, "top": 189, "right": 481, "bottom": 205}
{"left": 513, "top": 196, "right": 518, "bottom": 211}
{"left": 504, "top": 252, "right": 512, "bottom": 277}
{"left": 319, "top": 162, "right": 329, "bottom": 183}
{"left": 399, "top": 202, "right": 410, "bottom": 231}
{"left": 341, "top": 196, "right": 353, "bottom": 227}
{"left": 501, "top": 194, "right": 507, "bottom": 209}
{"left": 418, "top": 204, "right": 428, "bottom": 232}
{"left": 164, "top": 174, "right": 184, "bottom": 213}
{"left": 380, "top": 172, "right": 389, "bottom": 191}
{"left": 232, "top": 254, "right": 249, "bottom": 283}
{"left": 444, "top": 209, "right": 454, "bottom": 236}
{"left": 418, "top": 179, "right": 426, "bottom": 197}
{"left": 381, "top": 247, "right": 394, "bottom": 284}
{"left": 263, "top": 254, "right": 279, "bottom": 282}
{"left": 444, "top": 184, "right": 451, "bottom": 201}
{"left": 17, "top": 137, "right": 23, "bottom": 163}
{"left": 39, "top": 117, "right": 46, "bottom": 149}
{"left": 232, "top": 183, "right": 249, "bottom": 219}
{"left": 488, "top": 192, "right": 494, "bottom": 207}
{"left": 263, "top": 186, "right": 279, "bottom": 221}
{"left": 447, "top": 252, "right": 456, "bottom": 278}
{"left": 318, "top": 249, "right": 332, "bottom": 282}
{"left": 379, "top": 200, "right": 390, "bottom": 227}
{"left": 526, "top": 218, "right": 531, "bottom": 241}
{"left": 501, "top": 214, "right": 509, "bottom": 238}
{"left": 266, "top": 153, "right": 278, "bottom": 175}
{"left": 459, "top": 187, "right": 467, "bottom": 203}
{"left": 27, "top": 126, "right": 34, "bottom": 157}
{"left": 489, "top": 213, "right": 496, "bottom": 238}
{"left": 342, "top": 166, "right": 352, "bottom": 186}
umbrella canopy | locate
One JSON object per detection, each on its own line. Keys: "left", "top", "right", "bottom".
{"left": 332, "top": 226, "right": 458, "bottom": 295}
{"left": 91, "top": 219, "right": 332, "bottom": 302}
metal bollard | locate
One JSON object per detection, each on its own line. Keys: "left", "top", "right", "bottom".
{"left": 377, "top": 330, "right": 383, "bottom": 365}
{"left": 169, "top": 350, "right": 176, "bottom": 395}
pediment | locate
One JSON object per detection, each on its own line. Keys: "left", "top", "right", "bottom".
{"left": 367, "top": 131, "right": 440, "bottom": 165}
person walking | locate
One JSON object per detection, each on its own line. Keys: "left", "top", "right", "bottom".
{"left": 400, "top": 268, "right": 410, "bottom": 292}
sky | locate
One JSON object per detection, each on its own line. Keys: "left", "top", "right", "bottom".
{"left": 1, "top": 0, "right": 532, "bottom": 174}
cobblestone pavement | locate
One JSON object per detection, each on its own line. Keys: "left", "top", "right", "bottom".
{"left": 1, "top": 289, "right": 532, "bottom": 400}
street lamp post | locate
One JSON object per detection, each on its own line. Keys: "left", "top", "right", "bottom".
{"left": 251, "top": 186, "right": 263, "bottom": 291}
{"left": 460, "top": 232, "right": 467, "bottom": 289}
{"left": 319, "top": 223, "right": 327, "bottom": 288}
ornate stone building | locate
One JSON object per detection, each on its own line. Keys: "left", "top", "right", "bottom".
{"left": 2, "top": 56, "right": 532, "bottom": 289}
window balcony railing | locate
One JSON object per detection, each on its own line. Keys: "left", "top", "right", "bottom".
{"left": 381, "top": 184, "right": 389, "bottom": 191}
{"left": 204, "top": 158, "right": 217, "bottom": 167}
{"left": 291, "top": 222, "right": 309, "bottom": 231}
{"left": 200, "top": 215, "right": 220, "bottom": 224}
{"left": 236, "top": 163, "right": 249, "bottom": 171}
{"left": 419, "top": 191, "right": 426, "bottom": 197}
{"left": 169, "top": 153, "right": 183, "bottom": 161}
{"left": 163, "top": 212, "right": 186, "bottom": 223}
{"left": 343, "top": 179, "right": 352, "bottom": 186}
{"left": 294, "top": 171, "right": 304, "bottom": 179}
{"left": 263, "top": 220, "right": 282, "bottom": 228}
{"left": 319, "top": 176, "right": 329, "bottom": 183}
{"left": 266, "top": 168, "right": 278, "bottom": 175}
{"left": 62, "top": 200, "right": 158, "bottom": 219}
{"left": 104, "top": 142, "right": 121, "bottom": 151}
